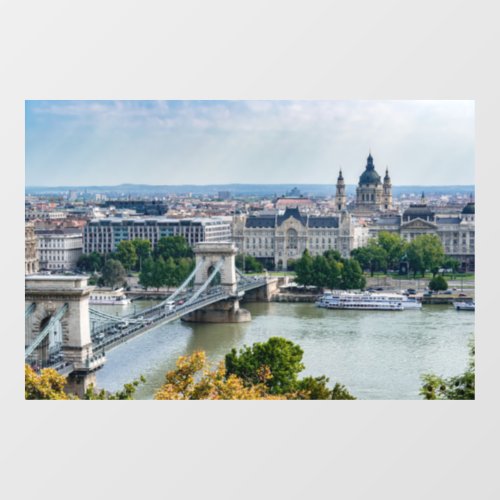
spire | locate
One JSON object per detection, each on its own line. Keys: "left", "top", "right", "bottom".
{"left": 384, "top": 166, "right": 390, "bottom": 182}
{"left": 338, "top": 167, "right": 344, "bottom": 181}
{"left": 421, "top": 191, "right": 426, "bottom": 204}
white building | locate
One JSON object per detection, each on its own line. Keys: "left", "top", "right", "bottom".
{"left": 36, "top": 228, "right": 83, "bottom": 271}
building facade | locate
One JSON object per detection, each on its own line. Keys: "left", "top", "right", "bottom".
{"left": 36, "top": 228, "right": 83, "bottom": 271}
{"left": 233, "top": 207, "right": 365, "bottom": 270}
{"left": 83, "top": 216, "right": 232, "bottom": 254}
{"left": 25, "top": 222, "right": 39, "bottom": 274}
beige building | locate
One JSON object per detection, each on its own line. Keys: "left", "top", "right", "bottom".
{"left": 36, "top": 228, "right": 83, "bottom": 271}
{"left": 25, "top": 221, "right": 39, "bottom": 274}
{"left": 233, "top": 207, "right": 365, "bottom": 270}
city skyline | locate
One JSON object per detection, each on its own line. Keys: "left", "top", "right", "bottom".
{"left": 25, "top": 100, "right": 475, "bottom": 187}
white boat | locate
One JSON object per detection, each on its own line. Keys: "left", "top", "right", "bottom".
{"left": 90, "top": 287, "right": 131, "bottom": 305}
{"left": 453, "top": 301, "right": 475, "bottom": 311}
{"left": 316, "top": 291, "right": 410, "bottom": 311}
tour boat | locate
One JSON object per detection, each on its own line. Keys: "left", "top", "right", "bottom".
{"left": 453, "top": 301, "right": 475, "bottom": 311}
{"left": 316, "top": 291, "right": 421, "bottom": 311}
{"left": 89, "top": 288, "right": 131, "bottom": 305}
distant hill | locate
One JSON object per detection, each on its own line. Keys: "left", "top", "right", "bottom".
{"left": 25, "top": 183, "right": 475, "bottom": 197}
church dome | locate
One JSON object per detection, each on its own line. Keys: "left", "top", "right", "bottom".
{"left": 359, "top": 154, "right": 381, "bottom": 185}
{"left": 461, "top": 202, "right": 475, "bottom": 214}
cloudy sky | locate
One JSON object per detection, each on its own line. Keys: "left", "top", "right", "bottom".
{"left": 25, "top": 100, "right": 474, "bottom": 186}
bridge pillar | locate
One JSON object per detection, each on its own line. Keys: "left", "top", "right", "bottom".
{"left": 25, "top": 275, "right": 104, "bottom": 398}
{"left": 184, "top": 242, "right": 251, "bottom": 323}
{"left": 182, "top": 296, "right": 251, "bottom": 323}
{"left": 193, "top": 242, "right": 238, "bottom": 294}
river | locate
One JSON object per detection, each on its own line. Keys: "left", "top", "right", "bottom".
{"left": 94, "top": 300, "right": 474, "bottom": 400}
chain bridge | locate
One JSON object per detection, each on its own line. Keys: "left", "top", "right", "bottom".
{"left": 25, "top": 242, "right": 278, "bottom": 396}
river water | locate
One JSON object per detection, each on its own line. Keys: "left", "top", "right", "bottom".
{"left": 94, "top": 300, "right": 474, "bottom": 400}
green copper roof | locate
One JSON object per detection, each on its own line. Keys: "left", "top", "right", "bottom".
{"left": 359, "top": 154, "right": 381, "bottom": 185}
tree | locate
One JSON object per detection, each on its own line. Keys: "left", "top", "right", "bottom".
{"left": 331, "top": 383, "right": 357, "bottom": 400}
{"left": 296, "top": 376, "right": 334, "bottom": 400}
{"left": 151, "top": 256, "right": 167, "bottom": 290}
{"left": 115, "top": 240, "right": 137, "bottom": 271}
{"left": 351, "top": 241, "right": 387, "bottom": 276}
{"left": 77, "top": 252, "right": 104, "bottom": 273}
{"left": 311, "top": 256, "right": 331, "bottom": 288}
{"left": 236, "top": 254, "right": 264, "bottom": 273}
{"left": 25, "top": 365, "right": 145, "bottom": 400}
{"left": 428, "top": 275, "right": 448, "bottom": 291}
{"left": 294, "top": 249, "right": 314, "bottom": 286}
{"left": 377, "top": 232, "right": 407, "bottom": 271}
{"left": 225, "top": 337, "right": 305, "bottom": 395}
{"left": 25, "top": 365, "right": 72, "bottom": 400}
{"left": 138, "top": 256, "right": 155, "bottom": 290}
{"left": 101, "top": 258, "right": 126, "bottom": 289}
{"left": 407, "top": 234, "right": 445, "bottom": 278}
{"left": 132, "top": 239, "right": 152, "bottom": 270}
{"left": 340, "top": 259, "right": 366, "bottom": 290}
{"left": 154, "top": 352, "right": 283, "bottom": 400}
{"left": 442, "top": 256, "right": 460, "bottom": 279}
{"left": 175, "top": 257, "right": 195, "bottom": 285}
{"left": 155, "top": 236, "right": 193, "bottom": 260}
{"left": 420, "top": 343, "right": 474, "bottom": 400}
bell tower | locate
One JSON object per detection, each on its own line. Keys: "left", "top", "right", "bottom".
{"left": 335, "top": 169, "right": 347, "bottom": 210}
{"left": 383, "top": 166, "right": 393, "bottom": 210}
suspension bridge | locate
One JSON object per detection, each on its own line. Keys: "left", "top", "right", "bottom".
{"left": 25, "top": 242, "right": 279, "bottom": 396}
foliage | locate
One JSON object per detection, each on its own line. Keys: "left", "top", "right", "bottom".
{"left": 406, "top": 234, "right": 445, "bottom": 278}
{"left": 339, "top": 258, "right": 366, "bottom": 290}
{"left": 132, "top": 239, "right": 152, "bottom": 269}
{"left": 294, "top": 249, "right": 365, "bottom": 290}
{"left": 294, "top": 249, "right": 315, "bottom": 286}
{"left": 296, "top": 376, "right": 335, "bottom": 400}
{"left": 420, "top": 343, "right": 474, "bottom": 400}
{"left": 155, "top": 236, "right": 193, "bottom": 260}
{"left": 428, "top": 275, "right": 448, "bottom": 291}
{"left": 331, "top": 383, "right": 357, "bottom": 400}
{"left": 101, "top": 258, "right": 126, "bottom": 289}
{"left": 115, "top": 240, "right": 137, "bottom": 271}
{"left": 25, "top": 365, "right": 72, "bottom": 400}
{"left": 77, "top": 252, "right": 104, "bottom": 273}
{"left": 138, "top": 256, "right": 155, "bottom": 290}
{"left": 235, "top": 253, "right": 264, "bottom": 273}
{"left": 225, "top": 337, "right": 305, "bottom": 394}
{"left": 377, "top": 232, "right": 407, "bottom": 271}
{"left": 351, "top": 240, "right": 387, "bottom": 276}
{"left": 84, "top": 376, "right": 146, "bottom": 399}
{"left": 442, "top": 257, "right": 460, "bottom": 278}
{"left": 25, "top": 364, "right": 145, "bottom": 400}
{"left": 154, "top": 352, "right": 283, "bottom": 400}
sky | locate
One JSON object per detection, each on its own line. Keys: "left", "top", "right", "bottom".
{"left": 25, "top": 100, "right": 475, "bottom": 186}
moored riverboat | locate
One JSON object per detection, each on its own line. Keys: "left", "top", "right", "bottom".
{"left": 316, "top": 291, "right": 414, "bottom": 311}
{"left": 90, "top": 287, "right": 131, "bottom": 305}
{"left": 453, "top": 301, "right": 475, "bottom": 311}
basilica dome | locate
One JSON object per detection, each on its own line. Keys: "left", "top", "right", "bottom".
{"left": 359, "top": 153, "right": 381, "bottom": 185}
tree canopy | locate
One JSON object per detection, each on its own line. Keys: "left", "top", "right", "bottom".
{"left": 420, "top": 342, "right": 474, "bottom": 400}
{"left": 101, "top": 258, "right": 126, "bottom": 289}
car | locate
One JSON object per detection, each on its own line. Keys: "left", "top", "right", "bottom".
{"left": 443, "top": 290, "right": 453, "bottom": 295}
{"left": 407, "top": 288, "right": 417, "bottom": 294}
{"left": 459, "top": 293, "right": 467, "bottom": 297}
{"left": 376, "top": 287, "right": 384, "bottom": 291}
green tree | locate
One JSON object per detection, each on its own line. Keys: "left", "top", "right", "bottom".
{"left": 331, "top": 383, "right": 357, "bottom": 400}
{"left": 294, "top": 249, "right": 314, "bottom": 286}
{"left": 132, "top": 239, "right": 152, "bottom": 270}
{"left": 340, "top": 259, "right": 366, "bottom": 290}
{"left": 377, "top": 232, "right": 407, "bottom": 271}
{"left": 351, "top": 241, "right": 387, "bottom": 276}
{"left": 150, "top": 256, "right": 167, "bottom": 290}
{"left": 442, "top": 256, "right": 460, "bottom": 279}
{"left": 311, "top": 256, "right": 331, "bottom": 288}
{"left": 236, "top": 254, "right": 264, "bottom": 273}
{"left": 428, "top": 275, "right": 448, "bottom": 291}
{"left": 115, "top": 240, "right": 137, "bottom": 271}
{"left": 77, "top": 252, "right": 104, "bottom": 273}
{"left": 138, "top": 256, "right": 155, "bottom": 290}
{"left": 101, "top": 258, "right": 126, "bottom": 289}
{"left": 325, "top": 258, "right": 342, "bottom": 290}
{"left": 175, "top": 257, "right": 195, "bottom": 285}
{"left": 296, "top": 376, "right": 334, "bottom": 400}
{"left": 407, "top": 234, "right": 445, "bottom": 278}
{"left": 155, "top": 236, "right": 193, "bottom": 260}
{"left": 323, "top": 249, "right": 342, "bottom": 262}
{"left": 420, "top": 343, "right": 474, "bottom": 400}
{"left": 225, "top": 337, "right": 305, "bottom": 395}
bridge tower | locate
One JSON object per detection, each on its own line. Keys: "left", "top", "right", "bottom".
{"left": 183, "top": 242, "right": 251, "bottom": 323}
{"left": 25, "top": 275, "right": 105, "bottom": 397}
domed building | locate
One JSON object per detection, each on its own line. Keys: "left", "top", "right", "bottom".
{"left": 339, "top": 153, "right": 393, "bottom": 213}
